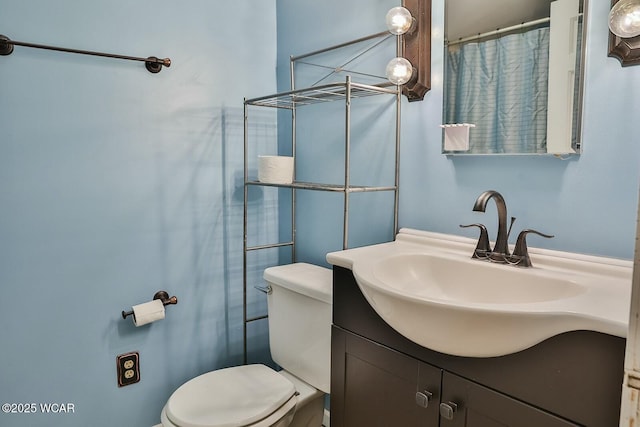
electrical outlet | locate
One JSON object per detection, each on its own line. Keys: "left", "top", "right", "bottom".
{"left": 116, "top": 351, "right": 140, "bottom": 387}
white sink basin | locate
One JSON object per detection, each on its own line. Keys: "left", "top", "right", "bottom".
{"left": 327, "top": 228, "right": 632, "bottom": 357}
{"left": 374, "top": 253, "right": 586, "bottom": 305}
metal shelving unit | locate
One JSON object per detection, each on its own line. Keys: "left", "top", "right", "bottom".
{"left": 242, "top": 33, "right": 402, "bottom": 364}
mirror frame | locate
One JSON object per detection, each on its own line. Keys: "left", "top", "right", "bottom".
{"left": 442, "top": 0, "right": 587, "bottom": 156}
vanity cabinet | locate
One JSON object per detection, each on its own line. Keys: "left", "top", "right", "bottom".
{"left": 333, "top": 328, "right": 578, "bottom": 427}
{"left": 331, "top": 266, "right": 626, "bottom": 427}
{"left": 331, "top": 327, "right": 440, "bottom": 426}
{"left": 439, "top": 371, "right": 578, "bottom": 427}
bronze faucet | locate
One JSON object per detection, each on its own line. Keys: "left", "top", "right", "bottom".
{"left": 461, "top": 190, "right": 554, "bottom": 267}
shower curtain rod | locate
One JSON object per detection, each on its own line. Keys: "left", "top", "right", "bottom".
{"left": 447, "top": 17, "right": 551, "bottom": 47}
{"left": 0, "top": 34, "right": 171, "bottom": 73}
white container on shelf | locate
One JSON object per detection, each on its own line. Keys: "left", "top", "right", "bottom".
{"left": 258, "top": 155, "right": 294, "bottom": 184}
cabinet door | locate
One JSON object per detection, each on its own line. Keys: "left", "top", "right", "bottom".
{"left": 439, "top": 371, "right": 580, "bottom": 427}
{"left": 331, "top": 326, "right": 440, "bottom": 427}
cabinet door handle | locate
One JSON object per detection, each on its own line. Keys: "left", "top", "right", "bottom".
{"left": 415, "top": 390, "right": 433, "bottom": 408}
{"left": 439, "top": 401, "right": 458, "bottom": 420}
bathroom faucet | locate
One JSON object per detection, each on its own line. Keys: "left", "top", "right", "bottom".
{"left": 464, "top": 190, "right": 555, "bottom": 267}
{"left": 472, "top": 190, "right": 512, "bottom": 261}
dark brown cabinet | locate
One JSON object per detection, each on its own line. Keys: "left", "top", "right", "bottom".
{"left": 332, "top": 327, "right": 579, "bottom": 427}
{"left": 332, "top": 328, "right": 440, "bottom": 427}
{"left": 331, "top": 266, "right": 625, "bottom": 427}
{"left": 440, "top": 371, "right": 577, "bottom": 427}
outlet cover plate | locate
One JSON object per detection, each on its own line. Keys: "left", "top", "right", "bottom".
{"left": 116, "top": 351, "right": 140, "bottom": 387}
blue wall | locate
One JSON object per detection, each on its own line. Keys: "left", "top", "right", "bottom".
{"left": 277, "top": 0, "right": 640, "bottom": 261}
{"left": 0, "top": 1, "right": 276, "bottom": 426}
{"left": 1, "top": 0, "right": 638, "bottom": 426}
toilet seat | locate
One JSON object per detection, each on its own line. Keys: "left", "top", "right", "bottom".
{"left": 162, "top": 364, "right": 297, "bottom": 427}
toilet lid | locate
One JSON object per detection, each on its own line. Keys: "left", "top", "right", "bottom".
{"left": 165, "top": 364, "right": 296, "bottom": 427}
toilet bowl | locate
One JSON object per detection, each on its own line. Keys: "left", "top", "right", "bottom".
{"left": 159, "top": 263, "right": 332, "bottom": 427}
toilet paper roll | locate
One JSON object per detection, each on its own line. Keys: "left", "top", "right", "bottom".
{"left": 131, "top": 299, "right": 165, "bottom": 327}
{"left": 258, "top": 156, "right": 294, "bottom": 184}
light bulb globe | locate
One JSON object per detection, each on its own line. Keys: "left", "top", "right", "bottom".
{"left": 386, "top": 7, "right": 414, "bottom": 35}
{"left": 609, "top": 0, "right": 640, "bottom": 38}
{"left": 386, "top": 57, "right": 414, "bottom": 85}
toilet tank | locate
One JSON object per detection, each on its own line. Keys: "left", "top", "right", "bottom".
{"left": 263, "top": 263, "right": 332, "bottom": 394}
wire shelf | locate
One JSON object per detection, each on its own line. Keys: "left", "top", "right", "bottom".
{"left": 245, "top": 180, "right": 396, "bottom": 193}
{"left": 245, "top": 81, "right": 398, "bottom": 109}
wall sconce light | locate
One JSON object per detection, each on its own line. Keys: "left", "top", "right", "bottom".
{"left": 386, "top": 6, "right": 416, "bottom": 35}
{"left": 384, "top": 1, "right": 431, "bottom": 101}
{"left": 386, "top": 57, "right": 415, "bottom": 85}
{"left": 609, "top": 0, "right": 640, "bottom": 37}
{"left": 385, "top": 7, "right": 418, "bottom": 86}
{"left": 608, "top": 0, "right": 640, "bottom": 66}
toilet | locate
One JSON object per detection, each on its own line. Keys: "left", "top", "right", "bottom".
{"left": 159, "top": 262, "right": 332, "bottom": 427}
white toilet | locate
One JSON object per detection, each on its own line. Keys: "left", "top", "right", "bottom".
{"left": 159, "top": 263, "right": 332, "bottom": 427}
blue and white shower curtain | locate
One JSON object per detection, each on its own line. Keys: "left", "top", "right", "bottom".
{"left": 444, "top": 27, "right": 550, "bottom": 154}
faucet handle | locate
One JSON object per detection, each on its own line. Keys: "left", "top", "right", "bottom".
{"left": 460, "top": 223, "right": 491, "bottom": 259}
{"left": 511, "top": 229, "right": 554, "bottom": 267}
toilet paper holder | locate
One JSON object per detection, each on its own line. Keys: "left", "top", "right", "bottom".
{"left": 121, "top": 291, "right": 178, "bottom": 320}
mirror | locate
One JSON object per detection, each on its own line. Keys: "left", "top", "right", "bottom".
{"left": 442, "top": 0, "right": 586, "bottom": 155}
